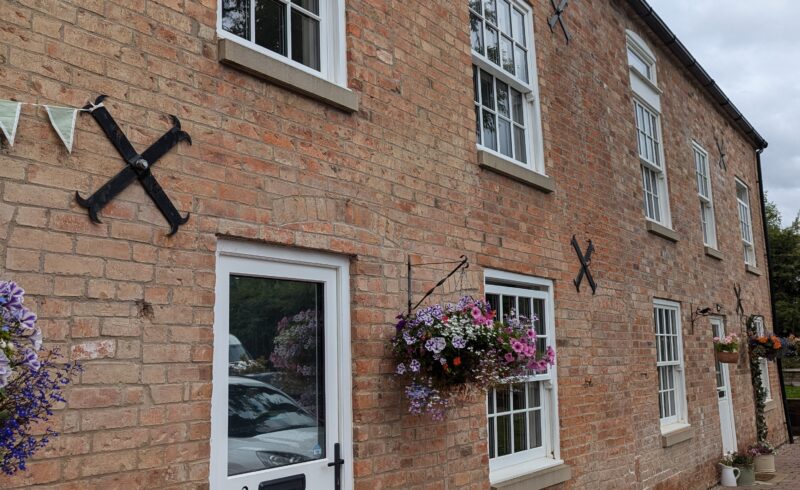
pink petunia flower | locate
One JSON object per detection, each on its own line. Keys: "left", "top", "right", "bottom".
{"left": 511, "top": 340, "right": 524, "bottom": 353}
{"left": 504, "top": 352, "right": 515, "bottom": 363}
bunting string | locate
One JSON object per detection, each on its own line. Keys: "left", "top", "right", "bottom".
{"left": 0, "top": 98, "right": 104, "bottom": 152}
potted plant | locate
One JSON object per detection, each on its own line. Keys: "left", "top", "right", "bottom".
{"left": 714, "top": 333, "right": 740, "bottom": 364}
{"left": 731, "top": 450, "right": 755, "bottom": 486}
{"left": 748, "top": 441, "right": 776, "bottom": 474}
{"left": 391, "top": 296, "right": 555, "bottom": 419}
{"left": 718, "top": 453, "right": 741, "bottom": 487}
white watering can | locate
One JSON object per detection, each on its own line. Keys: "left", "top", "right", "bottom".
{"left": 720, "top": 464, "right": 741, "bottom": 487}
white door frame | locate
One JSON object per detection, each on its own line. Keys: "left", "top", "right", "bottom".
{"left": 711, "top": 316, "right": 737, "bottom": 454}
{"left": 210, "top": 240, "right": 353, "bottom": 490}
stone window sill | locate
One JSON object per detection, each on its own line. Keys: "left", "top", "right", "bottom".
{"left": 646, "top": 220, "right": 679, "bottom": 242}
{"left": 478, "top": 150, "right": 555, "bottom": 193}
{"left": 491, "top": 461, "right": 572, "bottom": 490}
{"left": 746, "top": 264, "right": 762, "bottom": 276}
{"left": 661, "top": 423, "right": 692, "bottom": 448}
{"left": 705, "top": 246, "right": 723, "bottom": 260}
{"left": 765, "top": 399, "right": 777, "bottom": 412}
{"left": 218, "top": 38, "right": 359, "bottom": 113}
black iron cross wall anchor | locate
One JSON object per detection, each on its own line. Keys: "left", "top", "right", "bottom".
{"left": 715, "top": 134, "right": 727, "bottom": 171}
{"left": 76, "top": 95, "right": 191, "bottom": 236}
{"left": 548, "top": 0, "right": 573, "bottom": 44}
{"left": 734, "top": 283, "right": 745, "bottom": 317}
{"left": 571, "top": 235, "right": 596, "bottom": 294}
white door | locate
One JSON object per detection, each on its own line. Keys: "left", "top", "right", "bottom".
{"left": 211, "top": 242, "right": 353, "bottom": 490}
{"left": 711, "top": 317, "right": 737, "bottom": 454}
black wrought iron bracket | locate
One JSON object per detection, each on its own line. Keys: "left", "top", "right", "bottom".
{"left": 406, "top": 255, "right": 469, "bottom": 316}
{"left": 571, "top": 235, "right": 596, "bottom": 294}
{"left": 689, "top": 302, "right": 722, "bottom": 334}
{"left": 76, "top": 95, "right": 191, "bottom": 236}
{"left": 715, "top": 134, "right": 727, "bottom": 171}
{"left": 548, "top": 0, "right": 573, "bottom": 44}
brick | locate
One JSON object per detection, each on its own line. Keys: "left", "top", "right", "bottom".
{"left": 71, "top": 340, "right": 115, "bottom": 361}
{"left": 44, "top": 253, "right": 104, "bottom": 277}
{"left": 81, "top": 362, "right": 141, "bottom": 384}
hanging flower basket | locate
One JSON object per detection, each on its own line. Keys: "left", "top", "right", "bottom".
{"left": 749, "top": 332, "right": 799, "bottom": 361}
{"left": 391, "top": 296, "right": 555, "bottom": 420}
{"left": 714, "top": 333, "right": 740, "bottom": 364}
{"left": 716, "top": 351, "right": 739, "bottom": 364}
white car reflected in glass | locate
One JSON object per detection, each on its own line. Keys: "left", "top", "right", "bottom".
{"left": 228, "top": 376, "right": 323, "bottom": 476}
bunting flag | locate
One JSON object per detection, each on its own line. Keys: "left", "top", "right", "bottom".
{"left": 0, "top": 100, "right": 22, "bottom": 146}
{"left": 45, "top": 105, "right": 78, "bottom": 153}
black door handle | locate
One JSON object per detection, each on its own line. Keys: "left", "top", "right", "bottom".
{"left": 327, "top": 443, "right": 344, "bottom": 490}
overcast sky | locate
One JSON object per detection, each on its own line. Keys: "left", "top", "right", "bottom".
{"left": 648, "top": 0, "right": 800, "bottom": 225}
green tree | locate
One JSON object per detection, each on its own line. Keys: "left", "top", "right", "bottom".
{"left": 765, "top": 198, "right": 800, "bottom": 336}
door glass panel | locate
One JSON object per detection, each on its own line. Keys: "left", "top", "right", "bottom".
{"left": 228, "top": 275, "right": 325, "bottom": 476}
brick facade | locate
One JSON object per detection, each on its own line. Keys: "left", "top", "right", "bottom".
{"left": 0, "top": 0, "right": 786, "bottom": 489}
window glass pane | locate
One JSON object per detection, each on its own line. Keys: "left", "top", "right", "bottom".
{"left": 484, "top": 0, "right": 497, "bottom": 25}
{"left": 512, "top": 8, "right": 525, "bottom": 46}
{"left": 469, "top": 0, "right": 482, "bottom": 14}
{"left": 513, "top": 413, "right": 527, "bottom": 452}
{"left": 488, "top": 418, "right": 496, "bottom": 457}
{"left": 497, "top": 415, "right": 511, "bottom": 456}
{"left": 255, "top": 0, "right": 287, "bottom": 57}
{"left": 512, "top": 383, "right": 526, "bottom": 410}
{"left": 496, "top": 385, "right": 510, "bottom": 412}
{"left": 486, "top": 26, "right": 499, "bottom": 64}
{"left": 498, "top": 0, "right": 511, "bottom": 35}
{"left": 533, "top": 299, "right": 545, "bottom": 335}
{"left": 487, "top": 390, "right": 495, "bottom": 414}
{"left": 514, "top": 126, "right": 526, "bottom": 163}
{"left": 500, "top": 35, "right": 515, "bottom": 75}
{"left": 517, "top": 297, "right": 532, "bottom": 319}
{"left": 529, "top": 410, "right": 542, "bottom": 448}
{"left": 480, "top": 70, "right": 494, "bottom": 109}
{"left": 222, "top": 0, "right": 251, "bottom": 39}
{"left": 514, "top": 46, "right": 528, "bottom": 83}
{"left": 291, "top": 10, "right": 320, "bottom": 70}
{"left": 502, "top": 295, "right": 516, "bottom": 319}
{"left": 475, "top": 106, "right": 482, "bottom": 145}
{"left": 486, "top": 293, "right": 500, "bottom": 313}
{"left": 228, "top": 276, "right": 325, "bottom": 476}
{"left": 528, "top": 382, "right": 540, "bottom": 407}
{"left": 292, "top": 0, "right": 318, "bottom": 14}
{"left": 499, "top": 118, "right": 512, "bottom": 157}
{"left": 482, "top": 110, "right": 497, "bottom": 151}
{"left": 496, "top": 81, "right": 510, "bottom": 117}
{"left": 470, "top": 13, "right": 484, "bottom": 55}
{"left": 511, "top": 89, "right": 523, "bottom": 123}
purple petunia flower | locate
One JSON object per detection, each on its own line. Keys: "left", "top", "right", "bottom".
{"left": 0, "top": 281, "right": 25, "bottom": 310}
{"left": 396, "top": 363, "right": 406, "bottom": 375}
{"left": 452, "top": 336, "right": 466, "bottom": 349}
{"left": 424, "top": 337, "right": 446, "bottom": 354}
{"left": 403, "top": 331, "right": 416, "bottom": 345}
{"left": 14, "top": 308, "right": 37, "bottom": 333}
{"left": 409, "top": 359, "right": 421, "bottom": 372}
{"left": 21, "top": 348, "right": 40, "bottom": 372}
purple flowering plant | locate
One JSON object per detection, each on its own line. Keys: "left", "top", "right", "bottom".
{"left": 269, "top": 309, "right": 322, "bottom": 413}
{"left": 0, "top": 281, "right": 81, "bottom": 475}
{"left": 392, "top": 296, "right": 555, "bottom": 419}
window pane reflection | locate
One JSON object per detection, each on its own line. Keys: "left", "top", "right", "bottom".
{"left": 228, "top": 275, "right": 325, "bottom": 476}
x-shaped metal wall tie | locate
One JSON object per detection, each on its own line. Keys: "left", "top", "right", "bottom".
{"left": 715, "top": 134, "right": 727, "bottom": 171}
{"left": 548, "top": 0, "right": 573, "bottom": 44}
{"left": 76, "top": 95, "right": 191, "bottom": 236}
{"left": 572, "top": 235, "right": 596, "bottom": 294}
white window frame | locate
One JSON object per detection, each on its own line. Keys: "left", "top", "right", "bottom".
{"left": 753, "top": 316, "right": 772, "bottom": 401}
{"left": 471, "top": 0, "right": 546, "bottom": 175}
{"left": 693, "top": 142, "right": 717, "bottom": 248}
{"left": 210, "top": 240, "right": 353, "bottom": 490}
{"left": 626, "top": 30, "right": 671, "bottom": 228}
{"left": 484, "top": 269, "right": 561, "bottom": 484}
{"left": 653, "top": 299, "right": 688, "bottom": 430}
{"left": 217, "top": 0, "right": 348, "bottom": 87}
{"left": 736, "top": 178, "right": 757, "bottom": 266}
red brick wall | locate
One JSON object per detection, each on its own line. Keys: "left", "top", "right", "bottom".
{"left": 0, "top": 0, "right": 785, "bottom": 488}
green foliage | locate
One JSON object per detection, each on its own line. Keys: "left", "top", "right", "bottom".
{"left": 765, "top": 198, "right": 800, "bottom": 335}
{"left": 750, "top": 355, "right": 769, "bottom": 442}
{"left": 785, "top": 385, "right": 800, "bottom": 399}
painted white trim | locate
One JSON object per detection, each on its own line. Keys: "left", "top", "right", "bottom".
{"left": 216, "top": 0, "right": 348, "bottom": 88}
{"left": 711, "top": 316, "right": 738, "bottom": 453}
{"left": 484, "top": 269, "right": 560, "bottom": 481}
{"left": 210, "top": 240, "right": 352, "bottom": 490}
{"left": 633, "top": 96, "right": 672, "bottom": 227}
{"left": 735, "top": 178, "right": 757, "bottom": 267}
{"left": 626, "top": 29, "right": 657, "bottom": 85}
